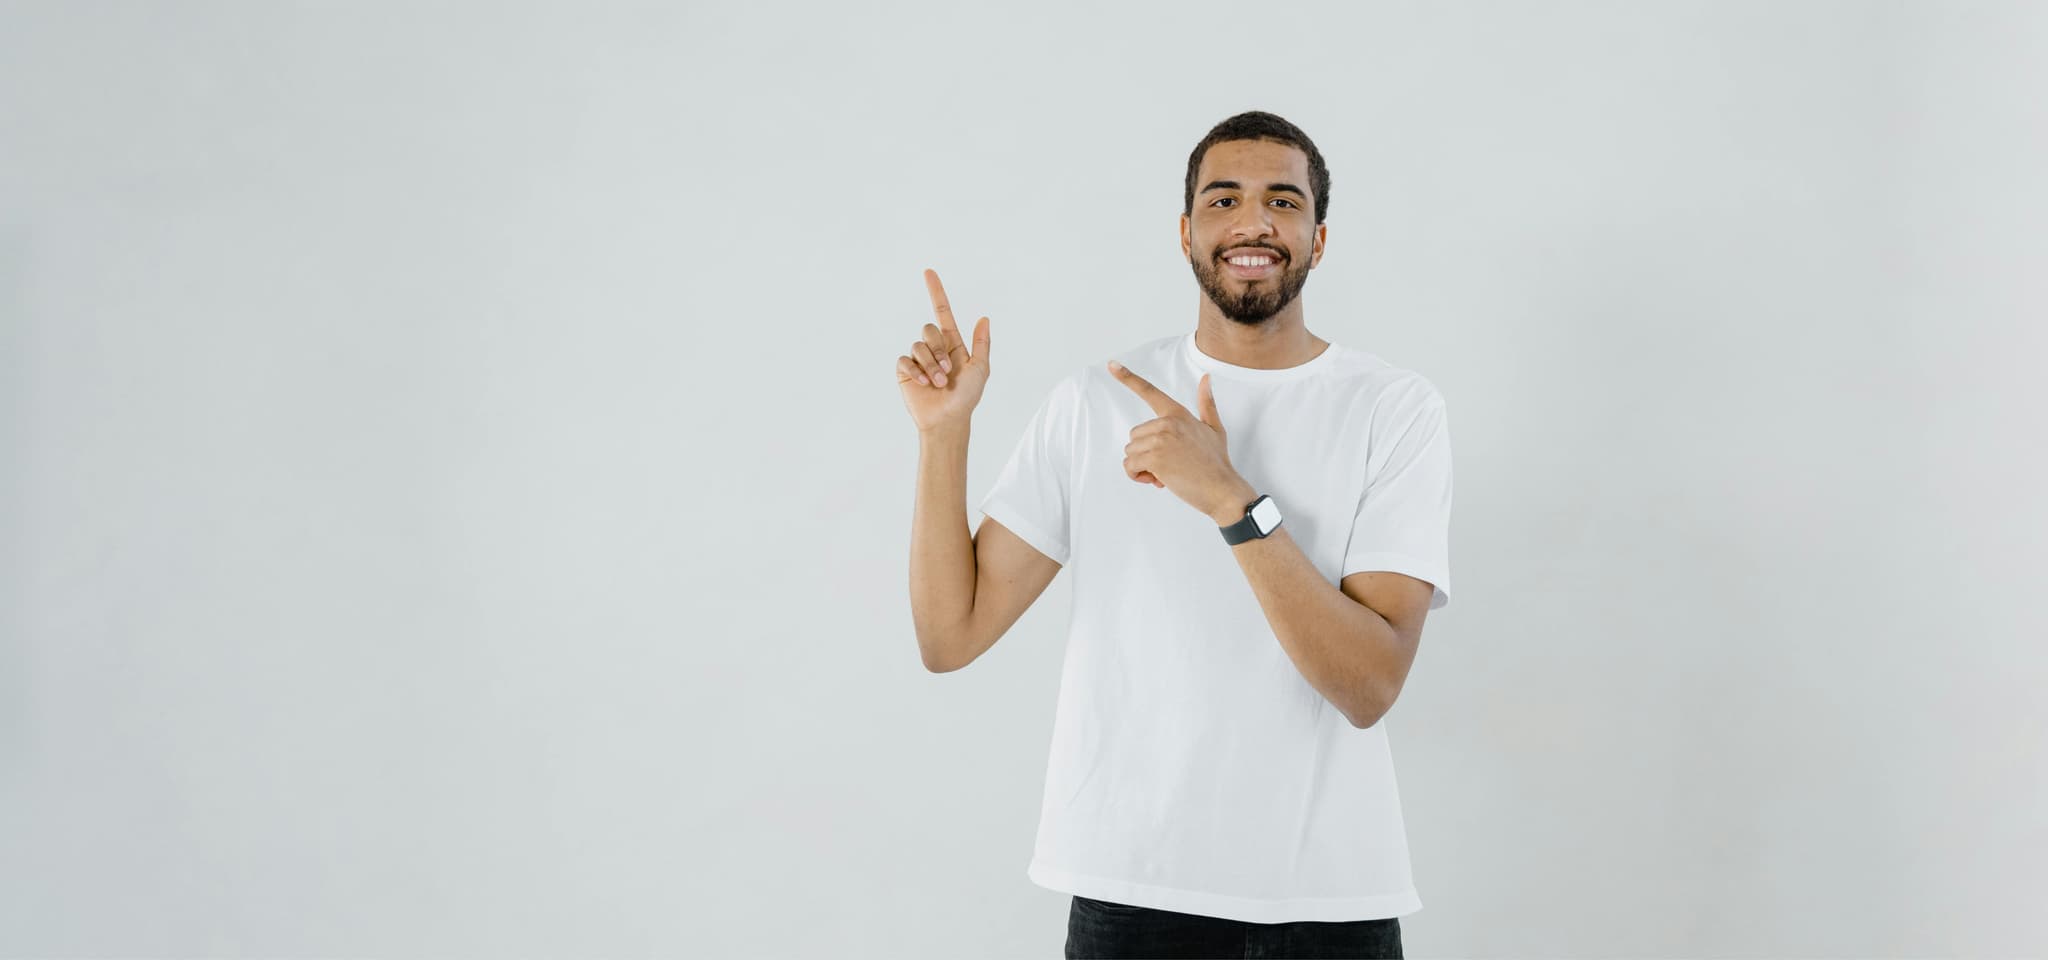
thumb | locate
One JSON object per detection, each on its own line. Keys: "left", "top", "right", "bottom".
{"left": 1198, "top": 373, "right": 1223, "bottom": 431}
{"left": 972, "top": 315, "right": 990, "bottom": 364}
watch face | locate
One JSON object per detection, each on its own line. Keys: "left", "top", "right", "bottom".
{"left": 1249, "top": 496, "right": 1282, "bottom": 535}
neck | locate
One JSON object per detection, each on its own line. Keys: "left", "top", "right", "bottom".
{"left": 1193, "top": 301, "right": 1326, "bottom": 370}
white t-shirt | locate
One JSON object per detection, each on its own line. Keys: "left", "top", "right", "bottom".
{"left": 976, "top": 330, "right": 1453, "bottom": 924}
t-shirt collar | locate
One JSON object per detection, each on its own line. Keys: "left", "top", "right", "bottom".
{"left": 1181, "top": 331, "right": 1339, "bottom": 383}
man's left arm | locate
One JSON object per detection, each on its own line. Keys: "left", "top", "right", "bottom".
{"left": 1207, "top": 481, "right": 1433, "bottom": 729}
{"left": 1101, "top": 361, "right": 1438, "bottom": 728}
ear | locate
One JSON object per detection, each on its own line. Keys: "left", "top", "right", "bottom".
{"left": 1309, "top": 221, "right": 1326, "bottom": 269}
{"left": 1180, "top": 213, "right": 1191, "bottom": 263}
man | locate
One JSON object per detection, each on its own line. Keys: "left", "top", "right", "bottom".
{"left": 899, "top": 111, "right": 1451, "bottom": 960}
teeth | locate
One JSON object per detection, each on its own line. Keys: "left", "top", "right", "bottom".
{"left": 1228, "top": 256, "right": 1275, "bottom": 267}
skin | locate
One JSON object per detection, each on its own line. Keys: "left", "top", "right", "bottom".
{"left": 1179, "top": 138, "right": 1329, "bottom": 373}
{"left": 899, "top": 139, "right": 1434, "bottom": 727}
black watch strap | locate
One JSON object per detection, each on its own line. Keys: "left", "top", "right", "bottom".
{"left": 1219, "top": 494, "right": 1280, "bottom": 545}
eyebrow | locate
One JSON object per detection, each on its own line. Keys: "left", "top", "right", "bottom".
{"left": 1199, "top": 179, "right": 1308, "bottom": 200}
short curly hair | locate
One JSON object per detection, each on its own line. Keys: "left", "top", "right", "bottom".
{"left": 1183, "top": 111, "right": 1330, "bottom": 225}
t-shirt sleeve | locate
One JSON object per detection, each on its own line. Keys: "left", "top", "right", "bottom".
{"left": 1341, "top": 377, "right": 1453, "bottom": 610}
{"left": 975, "top": 374, "right": 1080, "bottom": 566}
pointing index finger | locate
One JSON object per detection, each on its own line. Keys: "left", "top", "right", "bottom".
{"left": 923, "top": 268, "right": 965, "bottom": 357}
{"left": 1108, "top": 360, "right": 1187, "bottom": 418}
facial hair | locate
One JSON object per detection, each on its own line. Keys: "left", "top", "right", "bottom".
{"left": 1190, "top": 245, "right": 1313, "bottom": 325}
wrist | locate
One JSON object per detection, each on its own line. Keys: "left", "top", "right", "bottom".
{"left": 1210, "top": 482, "right": 1260, "bottom": 526}
{"left": 918, "top": 421, "right": 971, "bottom": 446}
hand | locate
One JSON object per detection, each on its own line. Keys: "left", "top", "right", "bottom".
{"left": 1107, "top": 361, "right": 1255, "bottom": 522}
{"left": 897, "top": 268, "right": 991, "bottom": 434}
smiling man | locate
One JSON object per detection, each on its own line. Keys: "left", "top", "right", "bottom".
{"left": 900, "top": 110, "right": 1453, "bottom": 960}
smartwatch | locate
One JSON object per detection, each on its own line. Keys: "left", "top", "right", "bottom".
{"left": 1219, "top": 494, "right": 1283, "bottom": 545}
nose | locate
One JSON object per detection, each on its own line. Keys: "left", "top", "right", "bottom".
{"left": 1228, "top": 203, "right": 1278, "bottom": 248}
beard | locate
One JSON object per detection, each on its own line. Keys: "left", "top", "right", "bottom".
{"left": 1190, "top": 246, "right": 1312, "bottom": 325}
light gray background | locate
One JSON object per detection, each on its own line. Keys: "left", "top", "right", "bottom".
{"left": 3, "top": 1, "right": 2043, "bottom": 956}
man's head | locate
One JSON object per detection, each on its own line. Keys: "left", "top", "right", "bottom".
{"left": 1180, "top": 111, "right": 1330, "bottom": 326}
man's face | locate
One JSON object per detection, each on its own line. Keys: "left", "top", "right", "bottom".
{"left": 1181, "top": 138, "right": 1325, "bottom": 325}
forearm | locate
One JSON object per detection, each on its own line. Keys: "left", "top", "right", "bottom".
{"left": 1210, "top": 491, "right": 1401, "bottom": 727}
{"left": 909, "top": 424, "right": 977, "bottom": 664}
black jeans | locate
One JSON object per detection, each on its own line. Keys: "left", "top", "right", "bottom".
{"left": 1065, "top": 895, "right": 1403, "bottom": 959}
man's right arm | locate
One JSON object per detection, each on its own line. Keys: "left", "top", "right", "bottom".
{"left": 909, "top": 423, "right": 1063, "bottom": 673}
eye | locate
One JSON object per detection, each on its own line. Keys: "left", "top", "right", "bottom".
{"left": 1272, "top": 198, "right": 1296, "bottom": 208}
{"left": 1211, "top": 197, "right": 1235, "bottom": 208}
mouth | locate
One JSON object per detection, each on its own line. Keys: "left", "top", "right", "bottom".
{"left": 1221, "top": 253, "right": 1281, "bottom": 280}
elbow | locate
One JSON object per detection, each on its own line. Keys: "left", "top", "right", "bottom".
{"left": 918, "top": 629, "right": 971, "bottom": 674}
{"left": 920, "top": 610, "right": 992, "bottom": 673}
{"left": 919, "top": 639, "right": 959, "bottom": 674}
{"left": 1347, "top": 691, "right": 1389, "bottom": 729}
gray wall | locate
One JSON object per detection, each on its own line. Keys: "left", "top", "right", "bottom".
{"left": 2, "top": 1, "right": 2042, "bottom": 955}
